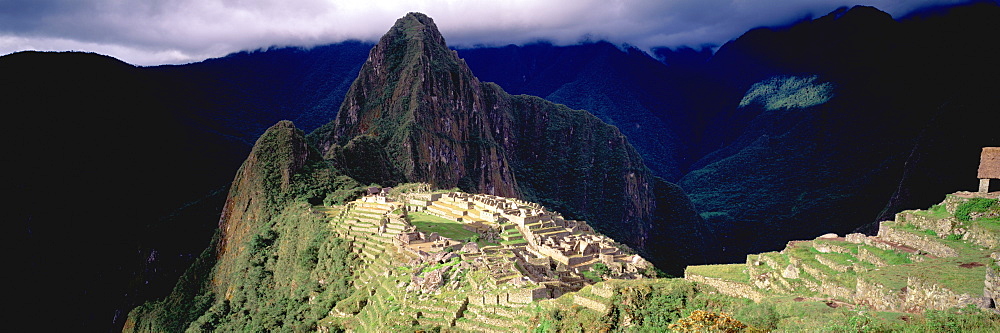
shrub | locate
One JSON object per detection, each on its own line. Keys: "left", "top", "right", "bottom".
{"left": 669, "top": 310, "right": 748, "bottom": 333}
{"left": 955, "top": 198, "right": 998, "bottom": 221}
{"left": 592, "top": 263, "right": 610, "bottom": 276}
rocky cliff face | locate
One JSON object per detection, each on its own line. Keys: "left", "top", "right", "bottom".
{"left": 311, "top": 13, "right": 518, "bottom": 197}
{"left": 215, "top": 120, "right": 314, "bottom": 290}
{"left": 309, "top": 13, "right": 696, "bottom": 258}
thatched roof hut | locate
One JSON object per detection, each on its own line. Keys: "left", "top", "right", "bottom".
{"left": 979, "top": 147, "right": 1000, "bottom": 179}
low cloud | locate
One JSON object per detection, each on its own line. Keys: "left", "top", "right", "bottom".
{"left": 0, "top": 0, "right": 974, "bottom": 66}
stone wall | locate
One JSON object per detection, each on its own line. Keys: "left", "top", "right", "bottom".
{"left": 506, "top": 287, "right": 550, "bottom": 304}
{"left": 813, "top": 242, "right": 851, "bottom": 254}
{"left": 846, "top": 233, "right": 867, "bottom": 244}
{"left": 966, "top": 224, "right": 1000, "bottom": 249}
{"left": 591, "top": 283, "right": 614, "bottom": 299}
{"left": 856, "top": 248, "right": 889, "bottom": 267}
{"left": 818, "top": 283, "right": 855, "bottom": 301}
{"left": 897, "top": 212, "right": 957, "bottom": 236}
{"left": 472, "top": 303, "right": 521, "bottom": 318}
{"left": 468, "top": 289, "right": 548, "bottom": 307}
{"left": 800, "top": 263, "right": 829, "bottom": 282}
{"left": 904, "top": 276, "right": 982, "bottom": 312}
{"left": 782, "top": 264, "right": 800, "bottom": 279}
{"left": 815, "top": 255, "right": 852, "bottom": 273}
{"left": 467, "top": 311, "right": 520, "bottom": 329}
{"left": 573, "top": 294, "right": 609, "bottom": 313}
{"left": 943, "top": 195, "right": 970, "bottom": 214}
{"left": 685, "top": 274, "right": 766, "bottom": 302}
{"left": 878, "top": 224, "right": 958, "bottom": 257}
{"left": 759, "top": 254, "right": 781, "bottom": 270}
{"left": 855, "top": 278, "right": 899, "bottom": 311}
{"left": 985, "top": 253, "right": 1000, "bottom": 311}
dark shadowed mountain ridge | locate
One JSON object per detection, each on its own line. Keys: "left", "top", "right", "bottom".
{"left": 675, "top": 3, "right": 1000, "bottom": 263}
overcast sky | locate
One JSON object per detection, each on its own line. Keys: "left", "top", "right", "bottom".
{"left": 0, "top": 0, "right": 975, "bottom": 66}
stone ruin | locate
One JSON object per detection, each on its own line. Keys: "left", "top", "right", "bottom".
{"left": 340, "top": 188, "right": 654, "bottom": 304}
{"left": 980, "top": 147, "right": 999, "bottom": 193}
{"left": 398, "top": 190, "right": 653, "bottom": 300}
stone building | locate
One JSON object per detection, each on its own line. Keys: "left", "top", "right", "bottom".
{"left": 980, "top": 147, "right": 1000, "bottom": 193}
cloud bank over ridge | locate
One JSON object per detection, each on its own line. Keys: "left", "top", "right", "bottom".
{"left": 0, "top": 0, "right": 974, "bottom": 66}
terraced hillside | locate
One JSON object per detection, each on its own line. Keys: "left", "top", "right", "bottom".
{"left": 310, "top": 187, "right": 656, "bottom": 332}
{"left": 685, "top": 192, "right": 1000, "bottom": 315}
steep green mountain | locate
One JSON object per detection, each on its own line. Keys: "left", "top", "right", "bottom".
{"left": 125, "top": 121, "right": 365, "bottom": 332}
{"left": 308, "top": 13, "right": 703, "bottom": 269}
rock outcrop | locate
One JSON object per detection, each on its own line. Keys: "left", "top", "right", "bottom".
{"left": 311, "top": 13, "right": 518, "bottom": 197}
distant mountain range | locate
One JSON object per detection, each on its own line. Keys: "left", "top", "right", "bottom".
{"left": 5, "top": 2, "right": 1000, "bottom": 331}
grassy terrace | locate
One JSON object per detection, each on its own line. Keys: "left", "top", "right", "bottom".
{"left": 973, "top": 217, "right": 1000, "bottom": 232}
{"left": 784, "top": 242, "right": 857, "bottom": 287}
{"left": 312, "top": 205, "right": 344, "bottom": 215}
{"left": 408, "top": 211, "right": 499, "bottom": 246}
{"left": 686, "top": 263, "right": 749, "bottom": 283}
{"left": 866, "top": 254, "right": 989, "bottom": 295}
{"left": 911, "top": 204, "right": 951, "bottom": 219}
{"left": 817, "top": 251, "right": 869, "bottom": 269}
{"left": 500, "top": 239, "right": 528, "bottom": 246}
{"left": 409, "top": 211, "right": 477, "bottom": 240}
{"left": 865, "top": 223, "right": 991, "bottom": 295}
{"left": 858, "top": 244, "right": 912, "bottom": 265}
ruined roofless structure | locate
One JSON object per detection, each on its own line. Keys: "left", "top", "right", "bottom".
{"left": 980, "top": 147, "right": 1000, "bottom": 193}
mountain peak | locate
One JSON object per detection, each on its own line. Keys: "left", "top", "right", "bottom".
{"left": 310, "top": 12, "right": 506, "bottom": 195}
{"left": 384, "top": 11, "right": 447, "bottom": 51}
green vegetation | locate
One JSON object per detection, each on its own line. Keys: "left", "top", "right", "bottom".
{"left": 420, "top": 256, "right": 461, "bottom": 275}
{"left": 125, "top": 121, "right": 366, "bottom": 332}
{"left": 915, "top": 203, "right": 951, "bottom": 219}
{"left": 127, "top": 204, "right": 362, "bottom": 332}
{"left": 124, "top": 234, "right": 219, "bottom": 332}
{"left": 859, "top": 244, "right": 912, "bottom": 265}
{"left": 408, "top": 211, "right": 477, "bottom": 240}
{"left": 956, "top": 198, "right": 999, "bottom": 222}
{"left": 738, "top": 75, "right": 834, "bottom": 111}
{"left": 126, "top": 10, "right": 1000, "bottom": 332}
{"left": 593, "top": 263, "right": 610, "bottom": 276}
{"left": 581, "top": 269, "right": 604, "bottom": 283}
{"left": 685, "top": 264, "right": 749, "bottom": 283}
